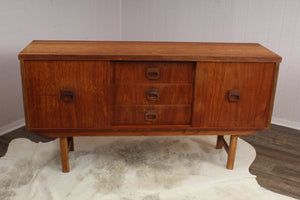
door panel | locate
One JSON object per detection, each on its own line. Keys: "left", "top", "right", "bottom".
{"left": 192, "top": 62, "right": 275, "bottom": 129}
{"left": 24, "top": 61, "right": 110, "bottom": 129}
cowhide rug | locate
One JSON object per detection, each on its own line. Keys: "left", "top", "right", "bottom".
{"left": 0, "top": 136, "right": 296, "bottom": 200}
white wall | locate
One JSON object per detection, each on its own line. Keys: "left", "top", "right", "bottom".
{"left": 0, "top": 0, "right": 121, "bottom": 134}
{"left": 1, "top": 0, "right": 299, "bottom": 135}
{"left": 121, "top": 0, "right": 300, "bottom": 130}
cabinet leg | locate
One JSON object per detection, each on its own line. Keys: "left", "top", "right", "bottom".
{"left": 60, "top": 137, "right": 70, "bottom": 173}
{"left": 226, "top": 135, "right": 238, "bottom": 170}
{"left": 216, "top": 136, "right": 223, "bottom": 149}
{"left": 67, "top": 137, "right": 74, "bottom": 151}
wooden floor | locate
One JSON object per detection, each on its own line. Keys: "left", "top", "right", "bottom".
{"left": 0, "top": 124, "right": 299, "bottom": 199}
{"left": 240, "top": 125, "right": 300, "bottom": 199}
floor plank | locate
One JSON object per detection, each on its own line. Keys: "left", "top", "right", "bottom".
{"left": 241, "top": 124, "right": 300, "bottom": 199}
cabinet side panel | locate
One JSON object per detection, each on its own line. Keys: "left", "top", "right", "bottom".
{"left": 24, "top": 61, "right": 110, "bottom": 129}
{"left": 20, "top": 60, "right": 30, "bottom": 129}
{"left": 266, "top": 63, "right": 280, "bottom": 128}
{"left": 192, "top": 62, "right": 275, "bottom": 129}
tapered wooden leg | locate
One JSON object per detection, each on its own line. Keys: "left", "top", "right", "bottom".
{"left": 227, "top": 135, "right": 238, "bottom": 170}
{"left": 216, "top": 136, "right": 223, "bottom": 149}
{"left": 60, "top": 137, "right": 70, "bottom": 173}
{"left": 67, "top": 137, "right": 74, "bottom": 151}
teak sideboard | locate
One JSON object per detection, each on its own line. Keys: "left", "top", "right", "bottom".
{"left": 18, "top": 41, "right": 282, "bottom": 172}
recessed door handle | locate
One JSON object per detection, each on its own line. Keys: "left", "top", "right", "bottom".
{"left": 228, "top": 90, "right": 241, "bottom": 102}
{"left": 61, "top": 89, "right": 75, "bottom": 103}
{"left": 146, "top": 89, "right": 159, "bottom": 101}
{"left": 145, "top": 110, "right": 158, "bottom": 122}
{"left": 146, "top": 67, "right": 160, "bottom": 80}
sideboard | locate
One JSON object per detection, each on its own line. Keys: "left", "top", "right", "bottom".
{"left": 18, "top": 41, "right": 282, "bottom": 172}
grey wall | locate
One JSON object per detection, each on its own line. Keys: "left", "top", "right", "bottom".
{"left": 1, "top": 0, "right": 299, "bottom": 134}
{"left": 0, "top": 0, "right": 121, "bottom": 134}
{"left": 121, "top": 0, "right": 300, "bottom": 129}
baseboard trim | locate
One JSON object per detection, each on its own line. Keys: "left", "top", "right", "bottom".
{"left": 271, "top": 117, "right": 300, "bottom": 131}
{"left": 0, "top": 119, "right": 25, "bottom": 136}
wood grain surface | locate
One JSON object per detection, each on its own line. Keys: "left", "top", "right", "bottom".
{"left": 27, "top": 129, "right": 257, "bottom": 137}
{"left": 111, "top": 61, "right": 194, "bottom": 83}
{"left": 192, "top": 62, "right": 276, "bottom": 129}
{"left": 18, "top": 41, "right": 282, "bottom": 62}
{"left": 267, "top": 63, "right": 280, "bottom": 128}
{"left": 227, "top": 135, "right": 238, "bottom": 169}
{"left": 23, "top": 60, "right": 110, "bottom": 129}
{"left": 112, "top": 105, "right": 191, "bottom": 125}
{"left": 60, "top": 137, "right": 69, "bottom": 172}
{"left": 240, "top": 125, "right": 300, "bottom": 199}
{"left": 111, "top": 84, "right": 193, "bottom": 105}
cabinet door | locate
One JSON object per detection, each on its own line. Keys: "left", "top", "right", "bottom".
{"left": 23, "top": 61, "right": 110, "bottom": 129}
{"left": 192, "top": 62, "right": 276, "bottom": 129}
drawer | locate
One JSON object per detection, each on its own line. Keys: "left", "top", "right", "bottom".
{"left": 192, "top": 62, "right": 276, "bottom": 129}
{"left": 111, "top": 84, "right": 193, "bottom": 105}
{"left": 111, "top": 62, "right": 194, "bottom": 83}
{"left": 112, "top": 105, "right": 191, "bottom": 125}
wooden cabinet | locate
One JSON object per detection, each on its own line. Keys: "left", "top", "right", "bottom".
{"left": 19, "top": 41, "right": 281, "bottom": 172}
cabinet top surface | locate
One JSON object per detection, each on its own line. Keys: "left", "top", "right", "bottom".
{"left": 19, "top": 40, "right": 282, "bottom": 62}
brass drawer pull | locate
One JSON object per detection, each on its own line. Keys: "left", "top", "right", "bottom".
{"left": 145, "top": 110, "right": 157, "bottom": 122}
{"left": 146, "top": 89, "right": 159, "bottom": 101}
{"left": 61, "top": 89, "right": 75, "bottom": 103}
{"left": 228, "top": 90, "right": 241, "bottom": 102}
{"left": 146, "top": 67, "right": 160, "bottom": 80}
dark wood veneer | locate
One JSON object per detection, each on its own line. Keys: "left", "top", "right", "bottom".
{"left": 192, "top": 62, "right": 275, "bottom": 129}
{"left": 111, "top": 84, "right": 193, "bottom": 105}
{"left": 112, "top": 105, "right": 191, "bottom": 125}
{"left": 19, "top": 41, "right": 282, "bottom": 62}
{"left": 111, "top": 61, "right": 194, "bottom": 83}
{"left": 23, "top": 60, "right": 110, "bottom": 129}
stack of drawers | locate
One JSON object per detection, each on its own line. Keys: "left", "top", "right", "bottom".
{"left": 111, "top": 62, "right": 195, "bottom": 126}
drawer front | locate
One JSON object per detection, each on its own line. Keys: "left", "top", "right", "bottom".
{"left": 112, "top": 105, "right": 191, "bottom": 125}
{"left": 111, "top": 62, "right": 194, "bottom": 83}
{"left": 111, "top": 84, "right": 193, "bottom": 105}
